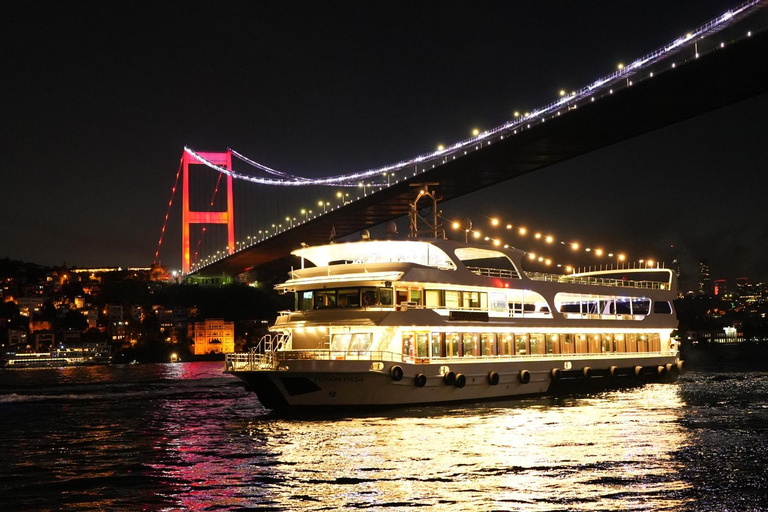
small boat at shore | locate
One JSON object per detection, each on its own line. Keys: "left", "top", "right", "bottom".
{"left": 226, "top": 189, "right": 683, "bottom": 409}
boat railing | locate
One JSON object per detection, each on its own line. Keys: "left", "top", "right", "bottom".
{"left": 226, "top": 332, "right": 292, "bottom": 371}
{"left": 467, "top": 266, "right": 520, "bottom": 279}
{"left": 526, "top": 272, "right": 668, "bottom": 290}
{"left": 226, "top": 348, "right": 675, "bottom": 371}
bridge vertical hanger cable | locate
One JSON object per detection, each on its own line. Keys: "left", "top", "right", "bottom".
{"left": 154, "top": 156, "right": 183, "bottom": 266}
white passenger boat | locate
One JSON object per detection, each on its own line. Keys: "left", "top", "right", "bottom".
{"left": 226, "top": 189, "right": 683, "bottom": 409}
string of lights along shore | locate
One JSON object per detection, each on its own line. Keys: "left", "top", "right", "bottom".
{"left": 151, "top": 1, "right": 764, "bottom": 275}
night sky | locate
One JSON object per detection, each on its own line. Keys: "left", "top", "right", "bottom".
{"left": 3, "top": 1, "right": 767, "bottom": 288}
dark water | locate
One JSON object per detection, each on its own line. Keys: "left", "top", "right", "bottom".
{"left": 1, "top": 346, "right": 767, "bottom": 511}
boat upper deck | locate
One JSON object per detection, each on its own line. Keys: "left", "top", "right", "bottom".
{"left": 288, "top": 239, "right": 675, "bottom": 292}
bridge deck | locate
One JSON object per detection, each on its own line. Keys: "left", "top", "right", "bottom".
{"left": 192, "top": 28, "right": 768, "bottom": 279}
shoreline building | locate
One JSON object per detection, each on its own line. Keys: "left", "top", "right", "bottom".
{"left": 188, "top": 318, "right": 234, "bottom": 355}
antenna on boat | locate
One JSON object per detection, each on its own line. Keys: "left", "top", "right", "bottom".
{"left": 408, "top": 184, "right": 444, "bottom": 239}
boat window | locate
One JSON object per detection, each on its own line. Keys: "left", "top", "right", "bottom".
{"left": 462, "top": 333, "right": 478, "bottom": 356}
{"left": 338, "top": 289, "right": 360, "bottom": 308}
{"left": 426, "top": 290, "right": 442, "bottom": 307}
{"left": 430, "top": 332, "right": 443, "bottom": 357}
{"left": 561, "top": 334, "right": 575, "bottom": 354}
{"left": 515, "top": 334, "right": 528, "bottom": 355}
{"left": 446, "top": 333, "right": 460, "bottom": 357}
{"left": 529, "top": 334, "right": 545, "bottom": 355}
{"left": 546, "top": 334, "right": 560, "bottom": 354}
{"left": 653, "top": 301, "right": 673, "bottom": 314}
{"left": 379, "top": 288, "right": 393, "bottom": 306}
{"left": 330, "top": 333, "right": 350, "bottom": 351}
{"left": 633, "top": 299, "right": 651, "bottom": 315}
{"left": 555, "top": 293, "right": 652, "bottom": 317}
{"left": 402, "top": 332, "right": 415, "bottom": 358}
{"left": 626, "top": 333, "right": 637, "bottom": 352}
{"left": 349, "top": 333, "right": 373, "bottom": 352}
{"left": 490, "top": 292, "right": 507, "bottom": 313}
{"left": 462, "top": 291, "right": 482, "bottom": 309}
{"left": 601, "top": 334, "right": 613, "bottom": 352}
{"left": 637, "top": 334, "right": 649, "bottom": 352}
{"left": 298, "top": 291, "right": 313, "bottom": 311}
{"left": 575, "top": 334, "right": 589, "bottom": 353}
{"left": 416, "top": 333, "right": 429, "bottom": 357}
{"left": 396, "top": 288, "right": 409, "bottom": 305}
{"left": 481, "top": 333, "right": 495, "bottom": 355}
{"left": 314, "top": 290, "right": 337, "bottom": 309}
{"left": 615, "top": 334, "right": 626, "bottom": 352}
{"left": 498, "top": 333, "right": 514, "bottom": 355}
{"left": 649, "top": 333, "right": 661, "bottom": 351}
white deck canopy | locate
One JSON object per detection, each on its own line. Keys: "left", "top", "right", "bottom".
{"left": 293, "top": 240, "right": 457, "bottom": 270}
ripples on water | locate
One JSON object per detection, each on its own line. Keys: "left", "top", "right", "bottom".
{"left": 1, "top": 345, "right": 767, "bottom": 511}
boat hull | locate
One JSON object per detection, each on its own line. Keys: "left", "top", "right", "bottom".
{"left": 229, "top": 354, "right": 682, "bottom": 410}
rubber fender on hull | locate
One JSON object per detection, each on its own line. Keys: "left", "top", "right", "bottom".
{"left": 677, "top": 360, "right": 686, "bottom": 374}
{"left": 666, "top": 363, "right": 680, "bottom": 377}
{"left": 551, "top": 368, "right": 562, "bottom": 380}
{"left": 634, "top": 365, "right": 644, "bottom": 377}
{"left": 487, "top": 371, "right": 500, "bottom": 385}
{"left": 390, "top": 365, "right": 404, "bottom": 381}
{"left": 657, "top": 365, "right": 668, "bottom": 377}
{"left": 443, "top": 371, "right": 456, "bottom": 386}
{"left": 455, "top": 373, "right": 467, "bottom": 388}
{"left": 414, "top": 373, "right": 427, "bottom": 387}
{"left": 582, "top": 366, "right": 592, "bottom": 379}
{"left": 518, "top": 369, "right": 531, "bottom": 384}
{"left": 609, "top": 365, "right": 619, "bottom": 377}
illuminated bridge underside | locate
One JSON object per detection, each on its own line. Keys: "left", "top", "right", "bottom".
{"left": 193, "top": 30, "right": 768, "bottom": 279}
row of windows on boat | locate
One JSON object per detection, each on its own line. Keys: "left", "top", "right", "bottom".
{"left": 329, "top": 331, "right": 664, "bottom": 357}
{"left": 297, "top": 287, "right": 673, "bottom": 315}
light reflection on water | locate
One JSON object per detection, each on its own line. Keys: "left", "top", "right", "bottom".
{"left": 227, "top": 386, "right": 691, "bottom": 511}
{"left": 2, "top": 356, "right": 768, "bottom": 511}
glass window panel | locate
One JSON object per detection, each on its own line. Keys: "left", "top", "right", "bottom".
{"left": 416, "top": 333, "right": 429, "bottom": 357}
{"left": 530, "top": 334, "right": 545, "bottom": 355}
{"left": 561, "top": 333, "right": 575, "bottom": 354}
{"left": 430, "top": 332, "right": 443, "bottom": 357}
{"left": 445, "top": 291, "right": 460, "bottom": 309}
{"left": 337, "top": 288, "right": 360, "bottom": 308}
{"left": 515, "top": 334, "right": 528, "bottom": 355}
{"left": 499, "top": 333, "right": 514, "bottom": 355}
{"left": 349, "top": 333, "right": 372, "bottom": 352}
{"left": 462, "top": 333, "right": 479, "bottom": 356}
{"left": 402, "top": 332, "right": 415, "bottom": 357}
{"left": 546, "top": 334, "right": 560, "bottom": 354}
{"left": 575, "top": 334, "right": 589, "bottom": 354}
{"left": 331, "top": 333, "right": 351, "bottom": 351}
{"left": 637, "top": 334, "right": 649, "bottom": 352}
{"left": 426, "top": 290, "right": 442, "bottom": 308}
{"left": 588, "top": 333, "right": 601, "bottom": 353}
{"left": 446, "top": 333, "right": 460, "bottom": 357}
{"left": 626, "top": 333, "right": 637, "bottom": 352}
{"left": 601, "top": 334, "right": 613, "bottom": 353}
{"left": 481, "top": 333, "right": 495, "bottom": 356}
{"left": 299, "top": 291, "right": 313, "bottom": 311}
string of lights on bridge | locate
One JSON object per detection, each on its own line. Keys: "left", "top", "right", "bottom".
{"left": 185, "top": 1, "right": 759, "bottom": 190}
{"left": 178, "top": 1, "right": 761, "bottom": 273}
{"left": 452, "top": 216, "right": 661, "bottom": 275}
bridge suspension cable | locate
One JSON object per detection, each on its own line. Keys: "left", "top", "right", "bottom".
{"left": 185, "top": 0, "right": 763, "bottom": 192}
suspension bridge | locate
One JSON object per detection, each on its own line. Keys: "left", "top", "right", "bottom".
{"left": 155, "top": 2, "right": 768, "bottom": 284}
